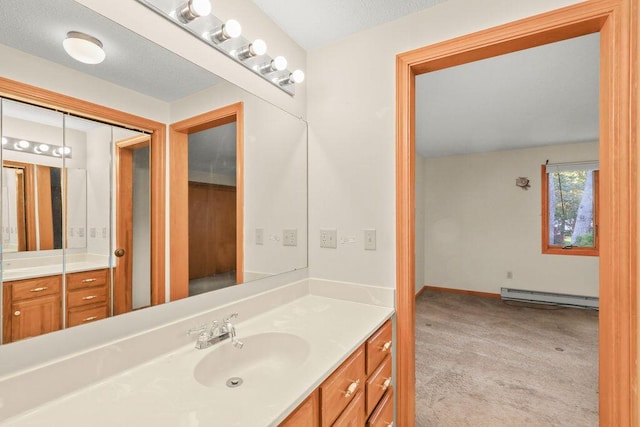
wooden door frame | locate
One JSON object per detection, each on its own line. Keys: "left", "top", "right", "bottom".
{"left": 0, "top": 77, "right": 166, "bottom": 308}
{"left": 114, "top": 135, "right": 151, "bottom": 314}
{"left": 395, "top": 1, "right": 638, "bottom": 426}
{"left": 169, "top": 102, "right": 244, "bottom": 301}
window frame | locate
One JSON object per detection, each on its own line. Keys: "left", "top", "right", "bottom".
{"left": 541, "top": 164, "right": 599, "bottom": 256}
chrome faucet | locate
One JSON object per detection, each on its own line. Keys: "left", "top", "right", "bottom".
{"left": 187, "top": 313, "right": 243, "bottom": 350}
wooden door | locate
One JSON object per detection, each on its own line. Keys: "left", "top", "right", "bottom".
{"left": 114, "top": 135, "right": 150, "bottom": 314}
{"left": 188, "top": 182, "right": 236, "bottom": 280}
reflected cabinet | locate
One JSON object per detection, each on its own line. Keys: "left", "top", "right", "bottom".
{"left": 0, "top": 97, "right": 151, "bottom": 343}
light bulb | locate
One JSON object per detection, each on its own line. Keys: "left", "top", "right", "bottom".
{"left": 251, "top": 39, "right": 267, "bottom": 56}
{"left": 237, "top": 39, "right": 268, "bottom": 60}
{"left": 38, "top": 144, "right": 50, "bottom": 152}
{"left": 209, "top": 19, "right": 242, "bottom": 43}
{"left": 1, "top": 137, "right": 7, "bottom": 146}
{"left": 259, "top": 56, "right": 288, "bottom": 74}
{"left": 18, "top": 140, "right": 30, "bottom": 149}
{"left": 291, "top": 70, "right": 305, "bottom": 83}
{"left": 61, "top": 146, "right": 72, "bottom": 155}
{"left": 177, "top": 0, "right": 211, "bottom": 23}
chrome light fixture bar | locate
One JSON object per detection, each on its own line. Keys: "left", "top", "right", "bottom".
{"left": 2, "top": 136, "right": 72, "bottom": 159}
{"left": 135, "top": 0, "right": 304, "bottom": 96}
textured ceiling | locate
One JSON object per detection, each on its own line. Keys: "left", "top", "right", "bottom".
{"left": 250, "top": 0, "right": 448, "bottom": 50}
{"left": 0, "top": 0, "right": 220, "bottom": 102}
{"left": 188, "top": 122, "right": 237, "bottom": 177}
{"left": 415, "top": 33, "right": 600, "bottom": 158}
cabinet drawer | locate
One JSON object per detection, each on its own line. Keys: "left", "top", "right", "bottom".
{"left": 67, "top": 305, "right": 108, "bottom": 327}
{"left": 366, "top": 320, "right": 392, "bottom": 375}
{"left": 367, "top": 387, "right": 393, "bottom": 427}
{"left": 332, "top": 390, "right": 365, "bottom": 427}
{"left": 366, "top": 354, "right": 392, "bottom": 416}
{"left": 67, "top": 269, "right": 109, "bottom": 291}
{"left": 11, "top": 276, "right": 62, "bottom": 301}
{"left": 67, "top": 286, "right": 108, "bottom": 308}
{"left": 320, "top": 345, "right": 366, "bottom": 427}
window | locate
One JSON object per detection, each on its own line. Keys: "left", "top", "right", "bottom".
{"left": 541, "top": 162, "right": 599, "bottom": 256}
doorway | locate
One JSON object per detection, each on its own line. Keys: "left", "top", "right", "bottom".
{"left": 395, "top": 1, "right": 637, "bottom": 426}
{"left": 169, "top": 102, "right": 244, "bottom": 300}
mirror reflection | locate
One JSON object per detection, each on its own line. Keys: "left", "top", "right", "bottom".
{"left": 0, "top": 0, "right": 307, "bottom": 345}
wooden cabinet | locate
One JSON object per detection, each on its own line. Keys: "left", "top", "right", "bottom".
{"left": 279, "top": 319, "right": 393, "bottom": 427}
{"left": 280, "top": 389, "right": 320, "bottom": 427}
{"left": 66, "top": 269, "right": 110, "bottom": 327}
{"left": 2, "top": 275, "right": 62, "bottom": 343}
{"left": 2, "top": 268, "right": 111, "bottom": 342}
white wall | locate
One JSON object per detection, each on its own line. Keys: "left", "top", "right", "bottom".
{"left": 85, "top": 126, "right": 112, "bottom": 256}
{"left": 417, "top": 142, "right": 599, "bottom": 297}
{"left": 307, "top": 0, "right": 585, "bottom": 287}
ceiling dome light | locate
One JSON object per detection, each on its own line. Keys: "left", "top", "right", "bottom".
{"left": 176, "top": 0, "right": 211, "bottom": 23}
{"left": 63, "top": 31, "right": 105, "bottom": 65}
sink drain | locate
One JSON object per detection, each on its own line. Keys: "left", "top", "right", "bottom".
{"left": 226, "top": 377, "right": 243, "bottom": 388}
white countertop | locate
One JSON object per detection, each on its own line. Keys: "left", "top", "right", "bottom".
{"left": 3, "top": 295, "right": 393, "bottom": 427}
{"left": 2, "top": 254, "right": 109, "bottom": 281}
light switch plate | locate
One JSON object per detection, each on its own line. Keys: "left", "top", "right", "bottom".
{"left": 283, "top": 229, "right": 297, "bottom": 246}
{"left": 364, "top": 229, "right": 376, "bottom": 250}
{"left": 256, "top": 228, "right": 264, "bottom": 245}
{"left": 320, "top": 229, "right": 337, "bottom": 248}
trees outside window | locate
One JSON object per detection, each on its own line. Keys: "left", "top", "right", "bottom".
{"left": 541, "top": 163, "right": 599, "bottom": 256}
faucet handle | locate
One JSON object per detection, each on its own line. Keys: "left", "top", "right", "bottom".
{"left": 186, "top": 320, "right": 218, "bottom": 336}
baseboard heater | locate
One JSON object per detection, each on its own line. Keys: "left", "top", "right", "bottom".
{"left": 500, "top": 287, "right": 599, "bottom": 309}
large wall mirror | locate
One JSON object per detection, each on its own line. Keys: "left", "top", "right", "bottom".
{"left": 0, "top": 0, "right": 307, "bottom": 345}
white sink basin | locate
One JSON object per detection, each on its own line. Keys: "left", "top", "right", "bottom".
{"left": 193, "top": 332, "right": 310, "bottom": 388}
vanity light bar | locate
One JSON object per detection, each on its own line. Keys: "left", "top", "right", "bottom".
{"left": 135, "top": 0, "right": 304, "bottom": 96}
{"left": 2, "top": 136, "right": 72, "bottom": 159}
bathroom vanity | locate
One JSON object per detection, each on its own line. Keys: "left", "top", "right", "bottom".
{"left": 0, "top": 279, "right": 394, "bottom": 426}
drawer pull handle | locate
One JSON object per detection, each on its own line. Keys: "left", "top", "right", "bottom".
{"left": 14, "top": 310, "right": 21, "bottom": 316}
{"left": 381, "top": 340, "right": 392, "bottom": 352}
{"left": 30, "top": 286, "right": 48, "bottom": 292}
{"left": 343, "top": 379, "right": 360, "bottom": 398}
{"left": 381, "top": 377, "right": 392, "bottom": 390}
{"left": 82, "top": 278, "right": 97, "bottom": 283}
{"left": 82, "top": 295, "right": 98, "bottom": 300}
{"left": 83, "top": 316, "right": 98, "bottom": 322}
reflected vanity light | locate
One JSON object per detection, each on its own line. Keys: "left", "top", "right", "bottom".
{"left": 176, "top": 0, "right": 211, "bottom": 23}
{"left": 135, "top": 0, "right": 305, "bottom": 96}
{"left": 63, "top": 31, "right": 106, "bottom": 65}
{"left": 2, "top": 136, "right": 72, "bottom": 158}
{"left": 207, "top": 19, "right": 241, "bottom": 43}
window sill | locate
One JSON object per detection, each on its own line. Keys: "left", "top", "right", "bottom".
{"left": 542, "top": 246, "right": 599, "bottom": 257}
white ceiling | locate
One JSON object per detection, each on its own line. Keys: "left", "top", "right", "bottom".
{"left": 415, "top": 33, "right": 600, "bottom": 158}
{"left": 188, "top": 123, "right": 237, "bottom": 177}
{"left": 251, "top": 0, "right": 448, "bottom": 50}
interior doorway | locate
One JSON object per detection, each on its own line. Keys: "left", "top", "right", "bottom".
{"left": 169, "top": 102, "right": 244, "bottom": 301}
{"left": 395, "top": 2, "right": 637, "bottom": 426}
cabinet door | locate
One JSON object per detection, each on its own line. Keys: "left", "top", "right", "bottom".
{"left": 11, "top": 294, "right": 61, "bottom": 342}
{"left": 279, "top": 389, "right": 320, "bottom": 427}
{"left": 331, "top": 390, "right": 365, "bottom": 427}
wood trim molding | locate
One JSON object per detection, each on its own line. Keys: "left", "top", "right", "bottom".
{"left": 169, "top": 102, "right": 244, "bottom": 300}
{"left": 396, "top": 1, "right": 638, "bottom": 426}
{"left": 0, "top": 77, "right": 166, "bottom": 309}
{"left": 418, "top": 286, "right": 501, "bottom": 300}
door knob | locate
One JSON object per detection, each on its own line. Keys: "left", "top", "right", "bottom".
{"left": 114, "top": 248, "right": 126, "bottom": 257}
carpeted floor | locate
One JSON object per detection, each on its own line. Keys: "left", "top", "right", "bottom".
{"left": 415, "top": 290, "right": 599, "bottom": 426}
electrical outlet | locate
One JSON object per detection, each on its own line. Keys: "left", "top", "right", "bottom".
{"left": 78, "top": 228, "right": 85, "bottom": 238}
{"left": 320, "top": 229, "right": 337, "bottom": 248}
{"left": 283, "top": 229, "right": 297, "bottom": 246}
{"left": 256, "top": 228, "right": 264, "bottom": 245}
{"left": 90, "top": 227, "right": 96, "bottom": 238}
{"left": 102, "top": 227, "right": 107, "bottom": 238}
{"left": 364, "top": 229, "right": 376, "bottom": 250}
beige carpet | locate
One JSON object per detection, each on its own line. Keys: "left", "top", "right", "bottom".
{"left": 415, "top": 290, "right": 598, "bottom": 426}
